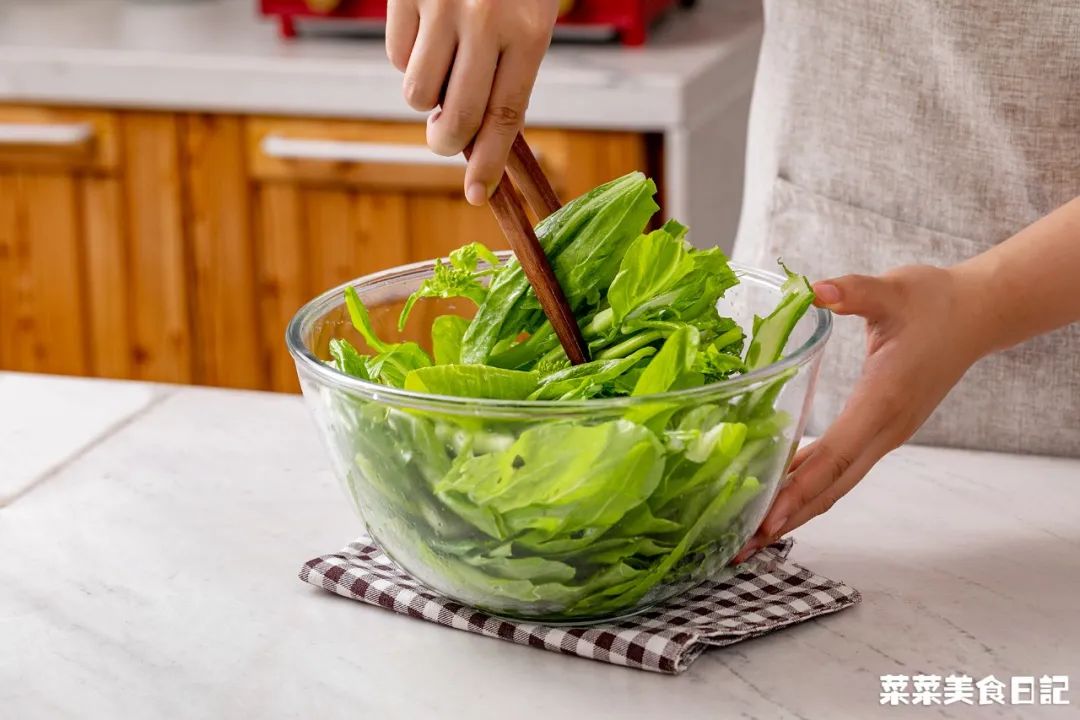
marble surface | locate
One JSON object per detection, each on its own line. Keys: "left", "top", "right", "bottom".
{"left": 0, "top": 373, "right": 162, "bottom": 505}
{"left": 3, "top": 373, "right": 1079, "bottom": 719}
{"left": 0, "top": 0, "right": 762, "bottom": 129}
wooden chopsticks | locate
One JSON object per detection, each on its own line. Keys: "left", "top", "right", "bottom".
{"left": 466, "top": 134, "right": 590, "bottom": 365}
{"left": 506, "top": 134, "right": 562, "bottom": 219}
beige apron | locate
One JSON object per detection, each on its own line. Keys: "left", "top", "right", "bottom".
{"left": 733, "top": 1, "right": 1080, "bottom": 457}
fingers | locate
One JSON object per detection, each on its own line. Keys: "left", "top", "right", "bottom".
{"left": 386, "top": 0, "right": 420, "bottom": 72}
{"left": 767, "top": 392, "right": 882, "bottom": 527}
{"left": 394, "top": 2, "right": 555, "bottom": 205}
{"left": 786, "top": 439, "right": 817, "bottom": 474}
{"left": 732, "top": 377, "right": 895, "bottom": 564}
{"left": 402, "top": 7, "right": 458, "bottom": 111}
{"left": 813, "top": 274, "right": 896, "bottom": 320}
{"left": 732, "top": 446, "right": 881, "bottom": 565}
{"left": 426, "top": 22, "right": 500, "bottom": 165}
{"left": 460, "top": 42, "right": 546, "bottom": 206}
{"left": 773, "top": 446, "right": 880, "bottom": 535}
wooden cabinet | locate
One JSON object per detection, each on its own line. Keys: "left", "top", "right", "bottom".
{"left": 0, "top": 107, "right": 191, "bottom": 384}
{"left": 0, "top": 104, "right": 655, "bottom": 392}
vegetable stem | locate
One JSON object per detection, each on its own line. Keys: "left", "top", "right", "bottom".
{"left": 595, "top": 330, "right": 665, "bottom": 360}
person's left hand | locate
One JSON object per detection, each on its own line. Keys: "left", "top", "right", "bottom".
{"left": 733, "top": 264, "right": 991, "bottom": 563}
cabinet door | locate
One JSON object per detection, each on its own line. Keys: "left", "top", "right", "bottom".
{"left": 0, "top": 107, "right": 192, "bottom": 383}
{"left": 0, "top": 171, "right": 86, "bottom": 376}
{"left": 242, "top": 117, "right": 649, "bottom": 392}
{"left": 0, "top": 107, "right": 115, "bottom": 376}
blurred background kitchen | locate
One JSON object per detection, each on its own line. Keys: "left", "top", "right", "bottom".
{"left": 0, "top": 0, "right": 761, "bottom": 393}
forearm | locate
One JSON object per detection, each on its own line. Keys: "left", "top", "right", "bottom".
{"left": 955, "top": 195, "right": 1080, "bottom": 355}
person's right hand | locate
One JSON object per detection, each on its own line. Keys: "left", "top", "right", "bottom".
{"left": 386, "top": 0, "right": 560, "bottom": 206}
{"left": 732, "top": 265, "right": 989, "bottom": 563}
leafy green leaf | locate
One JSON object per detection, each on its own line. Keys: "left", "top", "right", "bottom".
{"left": 404, "top": 365, "right": 539, "bottom": 400}
{"left": 487, "top": 322, "right": 559, "bottom": 370}
{"left": 693, "top": 343, "right": 747, "bottom": 381}
{"left": 460, "top": 172, "right": 657, "bottom": 364}
{"left": 345, "top": 285, "right": 390, "bottom": 353}
{"left": 435, "top": 420, "right": 664, "bottom": 543}
{"left": 607, "top": 224, "right": 695, "bottom": 324}
{"left": 398, "top": 243, "right": 499, "bottom": 330}
{"left": 529, "top": 347, "right": 655, "bottom": 401}
{"left": 581, "top": 470, "right": 764, "bottom": 612}
{"left": 328, "top": 338, "right": 370, "bottom": 380}
{"left": 618, "top": 247, "right": 738, "bottom": 330}
{"left": 631, "top": 325, "right": 699, "bottom": 397}
{"left": 553, "top": 177, "right": 659, "bottom": 308}
{"left": 462, "top": 553, "right": 577, "bottom": 583}
{"left": 744, "top": 263, "right": 814, "bottom": 370}
{"left": 366, "top": 342, "right": 432, "bottom": 388}
{"left": 451, "top": 241, "right": 500, "bottom": 270}
{"left": 430, "top": 315, "right": 470, "bottom": 365}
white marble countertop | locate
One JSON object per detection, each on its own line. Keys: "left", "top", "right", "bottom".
{"left": 0, "top": 0, "right": 762, "bottom": 130}
{"left": 3, "top": 372, "right": 1079, "bottom": 718}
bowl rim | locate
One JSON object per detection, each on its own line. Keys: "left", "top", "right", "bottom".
{"left": 286, "top": 254, "right": 832, "bottom": 413}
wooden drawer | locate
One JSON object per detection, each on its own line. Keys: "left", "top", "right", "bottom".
{"left": 244, "top": 116, "right": 600, "bottom": 197}
{"left": 0, "top": 106, "right": 120, "bottom": 173}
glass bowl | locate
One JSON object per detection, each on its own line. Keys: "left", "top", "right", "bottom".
{"left": 287, "top": 256, "right": 831, "bottom": 623}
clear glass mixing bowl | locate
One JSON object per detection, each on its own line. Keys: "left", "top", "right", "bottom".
{"left": 288, "top": 256, "right": 831, "bottom": 623}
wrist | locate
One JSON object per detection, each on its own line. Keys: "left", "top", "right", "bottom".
{"left": 948, "top": 256, "right": 1012, "bottom": 358}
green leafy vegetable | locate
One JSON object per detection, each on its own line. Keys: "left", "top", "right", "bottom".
{"left": 430, "top": 315, "right": 470, "bottom": 365}
{"left": 398, "top": 243, "right": 500, "bottom": 331}
{"left": 345, "top": 285, "right": 390, "bottom": 353}
{"left": 608, "top": 221, "right": 696, "bottom": 324}
{"left": 329, "top": 338, "right": 370, "bottom": 380}
{"left": 631, "top": 325, "right": 699, "bottom": 397}
{"left": 404, "top": 365, "right": 538, "bottom": 400}
{"left": 460, "top": 172, "right": 659, "bottom": 365}
{"left": 528, "top": 347, "right": 655, "bottom": 401}
{"left": 744, "top": 263, "right": 815, "bottom": 370}
{"left": 320, "top": 171, "right": 817, "bottom": 620}
{"left": 435, "top": 420, "right": 664, "bottom": 543}
{"left": 338, "top": 286, "right": 432, "bottom": 387}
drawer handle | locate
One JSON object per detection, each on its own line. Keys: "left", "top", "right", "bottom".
{"left": 261, "top": 135, "right": 467, "bottom": 167}
{"left": 0, "top": 123, "right": 95, "bottom": 147}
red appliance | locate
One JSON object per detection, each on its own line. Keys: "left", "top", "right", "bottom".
{"left": 259, "top": 1, "right": 693, "bottom": 46}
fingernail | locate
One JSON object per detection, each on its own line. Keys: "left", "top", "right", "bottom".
{"left": 428, "top": 108, "right": 442, "bottom": 125}
{"left": 814, "top": 282, "right": 842, "bottom": 307}
{"left": 734, "top": 544, "right": 760, "bottom": 565}
{"left": 465, "top": 182, "right": 488, "bottom": 206}
{"left": 764, "top": 515, "right": 789, "bottom": 538}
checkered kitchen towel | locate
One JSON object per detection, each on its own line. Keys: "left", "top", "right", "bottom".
{"left": 300, "top": 536, "right": 860, "bottom": 674}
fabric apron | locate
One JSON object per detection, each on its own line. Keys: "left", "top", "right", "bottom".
{"left": 733, "top": 1, "right": 1080, "bottom": 458}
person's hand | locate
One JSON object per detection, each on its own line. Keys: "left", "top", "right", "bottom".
{"left": 386, "top": 0, "right": 559, "bottom": 206}
{"left": 733, "top": 265, "right": 992, "bottom": 563}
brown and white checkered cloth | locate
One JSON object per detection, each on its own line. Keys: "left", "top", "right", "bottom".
{"left": 300, "top": 536, "right": 860, "bottom": 674}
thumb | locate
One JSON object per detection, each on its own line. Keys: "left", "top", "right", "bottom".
{"left": 813, "top": 274, "right": 894, "bottom": 320}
